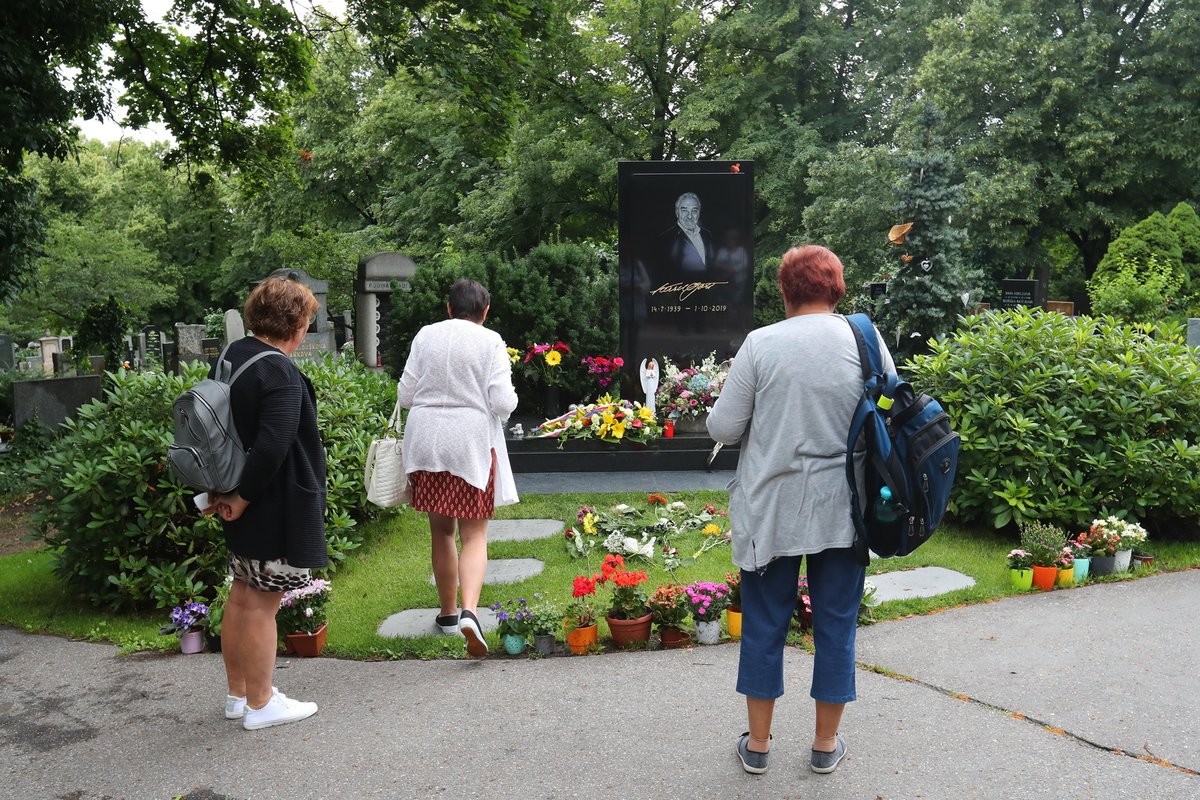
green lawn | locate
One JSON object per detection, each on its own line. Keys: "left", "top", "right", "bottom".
{"left": 2, "top": 489, "right": 1199, "bottom": 659}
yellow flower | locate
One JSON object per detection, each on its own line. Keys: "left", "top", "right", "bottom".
{"left": 506, "top": 347, "right": 520, "bottom": 363}
{"left": 601, "top": 411, "right": 615, "bottom": 426}
{"left": 611, "top": 419, "right": 627, "bottom": 438}
{"left": 582, "top": 513, "right": 598, "bottom": 535}
{"left": 702, "top": 523, "right": 722, "bottom": 536}
{"left": 637, "top": 406, "right": 654, "bottom": 422}
{"left": 545, "top": 350, "right": 562, "bottom": 366}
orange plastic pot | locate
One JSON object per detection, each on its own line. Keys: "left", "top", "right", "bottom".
{"left": 565, "top": 624, "right": 598, "bottom": 654}
{"left": 1031, "top": 565, "right": 1057, "bottom": 591}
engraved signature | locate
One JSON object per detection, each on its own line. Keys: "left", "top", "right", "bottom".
{"left": 651, "top": 281, "right": 729, "bottom": 301}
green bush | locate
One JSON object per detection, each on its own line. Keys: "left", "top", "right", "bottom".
{"left": 1094, "top": 211, "right": 1184, "bottom": 290}
{"left": 31, "top": 355, "right": 396, "bottom": 611}
{"left": 1087, "top": 254, "right": 1183, "bottom": 322}
{"left": 907, "top": 307, "right": 1200, "bottom": 532}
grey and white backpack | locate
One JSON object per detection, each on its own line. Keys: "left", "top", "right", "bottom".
{"left": 167, "top": 343, "right": 286, "bottom": 493}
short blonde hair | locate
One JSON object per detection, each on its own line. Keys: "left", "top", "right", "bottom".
{"left": 244, "top": 276, "right": 319, "bottom": 340}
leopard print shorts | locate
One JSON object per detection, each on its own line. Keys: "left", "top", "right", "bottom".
{"left": 228, "top": 551, "right": 312, "bottom": 594}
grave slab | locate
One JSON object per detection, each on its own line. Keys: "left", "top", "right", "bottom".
{"left": 377, "top": 607, "right": 498, "bottom": 639}
{"left": 428, "top": 558, "right": 544, "bottom": 587}
{"left": 869, "top": 566, "right": 975, "bottom": 602}
{"left": 489, "top": 519, "right": 563, "bottom": 542}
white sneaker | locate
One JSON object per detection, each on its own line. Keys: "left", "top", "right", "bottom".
{"left": 225, "top": 694, "right": 247, "bottom": 719}
{"left": 242, "top": 688, "right": 318, "bottom": 731}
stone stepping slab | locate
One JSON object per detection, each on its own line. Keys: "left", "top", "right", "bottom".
{"left": 427, "top": 558, "right": 544, "bottom": 586}
{"left": 488, "top": 519, "right": 563, "bottom": 542}
{"left": 378, "top": 607, "right": 499, "bottom": 639}
{"left": 869, "top": 566, "right": 975, "bottom": 602}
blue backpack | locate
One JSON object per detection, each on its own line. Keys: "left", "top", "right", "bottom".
{"left": 844, "top": 314, "right": 960, "bottom": 564}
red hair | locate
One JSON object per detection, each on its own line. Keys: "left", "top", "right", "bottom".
{"left": 777, "top": 245, "right": 846, "bottom": 308}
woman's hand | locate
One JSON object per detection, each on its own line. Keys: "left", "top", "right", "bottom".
{"left": 205, "top": 491, "right": 250, "bottom": 522}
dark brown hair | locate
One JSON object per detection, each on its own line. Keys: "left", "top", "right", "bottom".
{"left": 448, "top": 278, "right": 490, "bottom": 322}
{"left": 777, "top": 245, "right": 846, "bottom": 308}
{"left": 244, "top": 276, "right": 320, "bottom": 340}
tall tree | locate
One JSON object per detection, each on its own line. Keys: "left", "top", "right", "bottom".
{"left": 916, "top": 0, "right": 1200, "bottom": 281}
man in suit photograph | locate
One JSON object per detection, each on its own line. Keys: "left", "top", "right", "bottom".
{"left": 659, "top": 191, "right": 715, "bottom": 282}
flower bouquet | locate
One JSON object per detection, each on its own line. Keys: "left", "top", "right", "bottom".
{"left": 532, "top": 395, "right": 662, "bottom": 447}
{"left": 562, "top": 498, "right": 729, "bottom": 566}
{"left": 1018, "top": 521, "right": 1067, "bottom": 568}
{"left": 1006, "top": 548, "right": 1034, "bottom": 570}
{"left": 724, "top": 571, "right": 742, "bottom": 612}
{"left": 684, "top": 581, "right": 731, "bottom": 623}
{"left": 1076, "top": 522, "right": 1120, "bottom": 558}
{"left": 655, "top": 352, "right": 730, "bottom": 422}
{"left": 520, "top": 341, "right": 572, "bottom": 386}
{"left": 647, "top": 584, "right": 689, "bottom": 628}
{"left": 565, "top": 575, "right": 598, "bottom": 632}
{"left": 796, "top": 575, "right": 813, "bottom": 630}
{"left": 278, "top": 578, "right": 331, "bottom": 635}
{"left": 581, "top": 355, "right": 624, "bottom": 394}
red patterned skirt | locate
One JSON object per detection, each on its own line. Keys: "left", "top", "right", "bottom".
{"left": 410, "top": 450, "right": 497, "bottom": 520}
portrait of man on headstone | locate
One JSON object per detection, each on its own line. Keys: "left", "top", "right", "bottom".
{"left": 659, "top": 191, "right": 715, "bottom": 282}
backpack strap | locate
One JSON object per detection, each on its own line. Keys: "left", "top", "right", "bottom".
{"left": 214, "top": 341, "right": 289, "bottom": 385}
{"left": 846, "top": 313, "right": 896, "bottom": 411}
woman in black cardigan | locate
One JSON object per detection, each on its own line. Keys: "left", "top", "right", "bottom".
{"left": 205, "top": 275, "right": 326, "bottom": 731}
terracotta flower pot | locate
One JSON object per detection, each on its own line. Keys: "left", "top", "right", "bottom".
{"left": 659, "top": 626, "right": 691, "bottom": 649}
{"left": 285, "top": 623, "right": 327, "bottom": 657}
{"left": 606, "top": 614, "right": 652, "bottom": 647}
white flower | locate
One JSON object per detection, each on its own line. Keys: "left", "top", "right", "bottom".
{"left": 612, "top": 503, "right": 632, "bottom": 513}
{"left": 304, "top": 607, "right": 314, "bottom": 617}
{"left": 670, "top": 501, "right": 687, "bottom": 510}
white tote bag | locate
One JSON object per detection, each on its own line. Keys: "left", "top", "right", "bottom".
{"left": 364, "top": 401, "right": 410, "bottom": 508}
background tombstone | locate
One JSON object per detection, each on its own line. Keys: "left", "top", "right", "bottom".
{"left": 39, "top": 334, "right": 60, "bottom": 375}
{"left": 354, "top": 252, "right": 417, "bottom": 370}
{"left": 869, "top": 282, "right": 888, "bottom": 301}
{"left": 162, "top": 339, "right": 178, "bottom": 374}
{"left": 223, "top": 309, "right": 245, "bottom": 345}
{"left": 1188, "top": 319, "right": 1200, "bottom": 350}
{"left": 0, "top": 335, "right": 13, "bottom": 371}
{"left": 617, "top": 160, "right": 755, "bottom": 393}
{"left": 141, "top": 324, "right": 163, "bottom": 368}
{"left": 264, "top": 269, "right": 336, "bottom": 360}
{"left": 174, "top": 323, "right": 206, "bottom": 366}
{"left": 201, "top": 337, "right": 222, "bottom": 366}
{"left": 998, "top": 278, "right": 1044, "bottom": 310}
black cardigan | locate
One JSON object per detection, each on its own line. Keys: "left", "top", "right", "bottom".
{"left": 219, "top": 337, "right": 328, "bottom": 568}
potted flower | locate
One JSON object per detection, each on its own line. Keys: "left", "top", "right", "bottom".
{"left": 160, "top": 600, "right": 209, "bottom": 654}
{"left": 724, "top": 571, "right": 743, "bottom": 640}
{"left": 1114, "top": 518, "right": 1148, "bottom": 572}
{"left": 647, "top": 584, "right": 691, "bottom": 649}
{"left": 490, "top": 597, "right": 534, "bottom": 655}
{"left": 1018, "top": 521, "right": 1067, "bottom": 591}
{"left": 564, "top": 575, "right": 599, "bottom": 654}
{"left": 1006, "top": 548, "right": 1034, "bottom": 590}
{"left": 1131, "top": 547, "right": 1155, "bottom": 570}
{"left": 527, "top": 594, "right": 561, "bottom": 656}
{"left": 796, "top": 575, "right": 813, "bottom": 630}
{"left": 595, "top": 554, "right": 652, "bottom": 647}
{"left": 1056, "top": 545, "right": 1076, "bottom": 587}
{"left": 581, "top": 355, "right": 624, "bottom": 397}
{"left": 278, "top": 578, "right": 331, "bottom": 657}
{"left": 521, "top": 341, "right": 572, "bottom": 416}
{"left": 1070, "top": 538, "right": 1092, "bottom": 583}
{"left": 1080, "top": 518, "right": 1130, "bottom": 576}
{"left": 684, "top": 580, "right": 731, "bottom": 644}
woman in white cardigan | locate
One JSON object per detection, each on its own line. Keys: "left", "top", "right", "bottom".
{"left": 397, "top": 278, "right": 519, "bottom": 657}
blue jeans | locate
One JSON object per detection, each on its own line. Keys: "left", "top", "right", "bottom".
{"left": 736, "top": 548, "right": 866, "bottom": 703}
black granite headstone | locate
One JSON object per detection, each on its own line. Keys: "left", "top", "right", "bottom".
{"left": 869, "top": 282, "right": 887, "bottom": 300}
{"left": 618, "top": 160, "right": 755, "bottom": 392}
{"left": 999, "top": 278, "right": 1042, "bottom": 310}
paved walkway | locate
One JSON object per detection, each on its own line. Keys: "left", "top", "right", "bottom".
{"left": 3, "top": 570, "right": 1197, "bottom": 799}
{"left": 3, "top": 470, "right": 1197, "bottom": 798}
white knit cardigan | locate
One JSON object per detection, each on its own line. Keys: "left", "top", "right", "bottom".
{"left": 397, "top": 319, "right": 520, "bottom": 507}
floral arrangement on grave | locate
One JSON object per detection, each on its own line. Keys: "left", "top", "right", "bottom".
{"left": 532, "top": 395, "right": 662, "bottom": 447}
{"left": 646, "top": 584, "right": 690, "bottom": 628}
{"left": 563, "top": 497, "right": 729, "bottom": 564}
{"left": 490, "top": 597, "right": 534, "bottom": 638}
{"left": 160, "top": 600, "right": 209, "bottom": 637}
{"left": 565, "top": 575, "right": 599, "bottom": 632}
{"left": 655, "top": 352, "right": 731, "bottom": 422}
{"left": 1006, "top": 549, "right": 1034, "bottom": 571}
{"left": 593, "top": 554, "right": 651, "bottom": 621}
{"left": 724, "top": 571, "right": 742, "bottom": 612}
{"left": 1089, "top": 516, "right": 1148, "bottom": 553}
{"left": 684, "top": 581, "right": 732, "bottom": 623}
{"left": 1018, "top": 521, "right": 1068, "bottom": 568}
{"left": 1075, "top": 521, "right": 1121, "bottom": 557}
{"left": 581, "top": 355, "right": 624, "bottom": 393}
{"left": 520, "top": 341, "right": 572, "bottom": 386}
{"left": 277, "top": 579, "right": 331, "bottom": 635}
